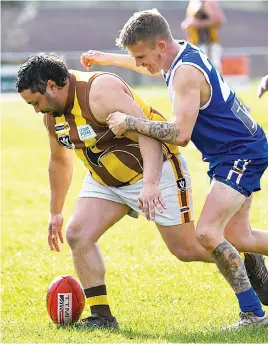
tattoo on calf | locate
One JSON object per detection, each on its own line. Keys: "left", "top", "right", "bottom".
{"left": 212, "top": 240, "right": 251, "bottom": 293}
{"left": 125, "top": 116, "right": 180, "bottom": 145}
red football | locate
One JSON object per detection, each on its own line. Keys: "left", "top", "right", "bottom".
{"left": 46, "top": 275, "right": 85, "bottom": 325}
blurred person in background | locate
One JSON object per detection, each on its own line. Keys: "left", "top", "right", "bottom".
{"left": 181, "top": 0, "right": 225, "bottom": 71}
{"left": 258, "top": 74, "right": 268, "bottom": 98}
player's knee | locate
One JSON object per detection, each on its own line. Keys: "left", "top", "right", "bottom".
{"left": 66, "top": 221, "right": 82, "bottom": 249}
{"left": 168, "top": 244, "right": 194, "bottom": 262}
{"left": 196, "top": 227, "right": 216, "bottom": 251}
{"left": 227, "top": 233, "right": 254, "bottom": 252}
{"left": 66, "top": 218, "right": 95, "bottom": 250}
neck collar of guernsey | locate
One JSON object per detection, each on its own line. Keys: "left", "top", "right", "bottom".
{"left": 162, "top": 40, "right": 187, "bottom": 86}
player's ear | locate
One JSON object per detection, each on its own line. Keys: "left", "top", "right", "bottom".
{"left": 158, "top": 40, "right": 167, "bottom": 53}
{"left": 46, "top": 79, "right": 57, "bottom": 92}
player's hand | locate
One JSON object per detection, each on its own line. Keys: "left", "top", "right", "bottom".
{"left": 257, "top": 74, "right": 268, "bottom": 98}
{"left": 181, "top": 18, "right": 198, "bottom": 30}
{"left": 181, "top": 18, "right": 190, "bottom": 30}
{"left": 48, "top": 213, "right": 64, "bottom": 252}
{"left": 138, "top": 183, "right": 166, "bottom": 221}
{"left": 80, "top": 50, "right": 110, "bottom": 71}
{"left": 107, "top": 112, "right": 128, "bottom": 136}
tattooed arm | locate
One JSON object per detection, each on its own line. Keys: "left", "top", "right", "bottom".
{"left": 126, "top": 117, "right": 181, "bottom": 146}
{"left": 107, "top": 65, "right": 202, "bottom": 146}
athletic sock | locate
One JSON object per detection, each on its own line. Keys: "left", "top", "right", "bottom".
{"left": 236, "top": 287, "right": 265, "bottom": 317}
{"left": 84, "top": 285, "right": 114, "bottom": 321}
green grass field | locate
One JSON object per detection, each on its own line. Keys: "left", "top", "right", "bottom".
{"left": 1, "top": 82, "right": 268, "bottom": 343}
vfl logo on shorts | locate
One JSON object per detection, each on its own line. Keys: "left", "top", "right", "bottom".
{"left": 58, "top": 293, "right": 72, "bottom": 324}
{"left": 177, "top": 178, "right": 186, "bottom": 192}
{"left": 58, "top": 134, "right": 74, "bottom": 149}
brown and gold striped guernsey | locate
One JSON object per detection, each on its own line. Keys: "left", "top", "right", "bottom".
{"left": 46, "top": 70, "right": 179, "bottom": 187}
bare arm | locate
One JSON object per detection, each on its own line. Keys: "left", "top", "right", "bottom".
{"left": 107, "top": 65, "right": 202, "bottom": 147}
{"left": 48, "top": 135, "right": 73, "bottom": 214}
{"left": 43, "top": 115, "right": 73, "bottom": 251}
{"left": 81, "top": 50, "right": 161, "bottom": 77}
{"left": 90, "top": 74, "right": 165, "bottom": 219}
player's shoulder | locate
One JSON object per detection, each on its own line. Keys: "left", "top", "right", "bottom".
{"left": 173, "top": 64, "right": 204, "bottom": 90}
{"left": 90, "top": 72, "right": 128, "bottom": 102}
{"left": 92, "top": 72, "right": 125, "bottom": 88}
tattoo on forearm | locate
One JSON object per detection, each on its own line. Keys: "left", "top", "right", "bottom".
{"left": 211, "top": 240, "right": 251, "bottom": 293}
{"left": 125, "top": 116, "right": 180, "bottom": 145}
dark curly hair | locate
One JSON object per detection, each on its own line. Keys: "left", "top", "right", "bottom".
{"left": 16, "top": 52, "right": 70, "bottom": 94}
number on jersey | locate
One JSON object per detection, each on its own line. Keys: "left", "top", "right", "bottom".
{"left": 231, "top": 98, "right": 257, "bottom": 135}
{"left": 199, "top": 50, "right": 231, "bottom": 101}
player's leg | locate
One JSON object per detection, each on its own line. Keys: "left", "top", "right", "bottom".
{"left": 210, "top": 43, "right": 222, "bottom": 71}
{"left": 196, "top": 158, "right": 268, "bottom": 329}
{"left": 156, "top": 154, "right": 212, "bottom": 262}
{"left": 114, "top": 154, "right": 213, "bottom": 263}
{"left": 157, "top": 221, "right": 213, "bottom": 263}
{"left": 157, "top": 156, "right": 268, "bottom": 301}
{"left": 224, "top": 195, "right": 268, "bottom": 305}
{"left": 66, "top": 197, "right": 128, "bottom": 288}
{"left": 199, "top": 44, "right": 208, "bottom": 57}
{"left": 66, "top": 173, "right": 129, "bottom": 329}
{"left": 224, "top": 194, "right": 268, "bottom": 254}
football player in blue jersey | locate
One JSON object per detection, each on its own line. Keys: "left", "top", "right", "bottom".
{"left": 81, "top": 9, "right": 268, "bottom": 330}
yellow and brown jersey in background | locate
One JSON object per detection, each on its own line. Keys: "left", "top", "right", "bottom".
{"left": 186, "top": 0, "right": 219, "bottom": 45}
{"left": 45, "top": 70, "right": 179, "bottom": 187}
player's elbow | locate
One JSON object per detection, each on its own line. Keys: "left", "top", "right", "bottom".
{"left": 175, "top": 128, "right": 191, "bottom": 146}
{"left": 177, "top": 137, "right": 190, "bottom": 147}
{"left": 174, "top": 134, "right": 191, "bottom": 147}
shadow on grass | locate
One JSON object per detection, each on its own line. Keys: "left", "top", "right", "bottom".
{"left": 57, "top": 322, "right": 268, "bottom": 343}
{"left": 118, "top": 326, "right": 268, "bottom": 343}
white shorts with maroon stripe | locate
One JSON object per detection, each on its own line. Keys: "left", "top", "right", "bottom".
{"left": 79, "top": 154, "right": 194, "bottom": 226}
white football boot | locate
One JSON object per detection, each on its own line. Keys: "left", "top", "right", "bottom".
{"left": 223, "top": 311, "right": 268, "bottom": 330}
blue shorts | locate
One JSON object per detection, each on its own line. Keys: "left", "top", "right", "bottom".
{"left": 208, "top": 157, "right": 268, "bottom": 197}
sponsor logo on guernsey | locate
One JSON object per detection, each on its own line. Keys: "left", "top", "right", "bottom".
{"left": 55, "top": 122, "right": 70, "bottom": 134}
{"left": 58, "top": 293, "right": 72, "bottom": 324}
{"left": 77, "top": 124, "right": 96, "bottom": 141}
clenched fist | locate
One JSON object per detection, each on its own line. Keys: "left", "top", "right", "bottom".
{"left": 107, "top": 112, "right": 128, "bottom": 136}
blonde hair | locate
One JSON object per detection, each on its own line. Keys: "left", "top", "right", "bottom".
{"left": 116, "top": 8, "right": 172, "bottom": 49}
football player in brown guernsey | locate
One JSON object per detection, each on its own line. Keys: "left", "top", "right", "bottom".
{"left": 16, "top": 53, "right": 267, "bottom": 330}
